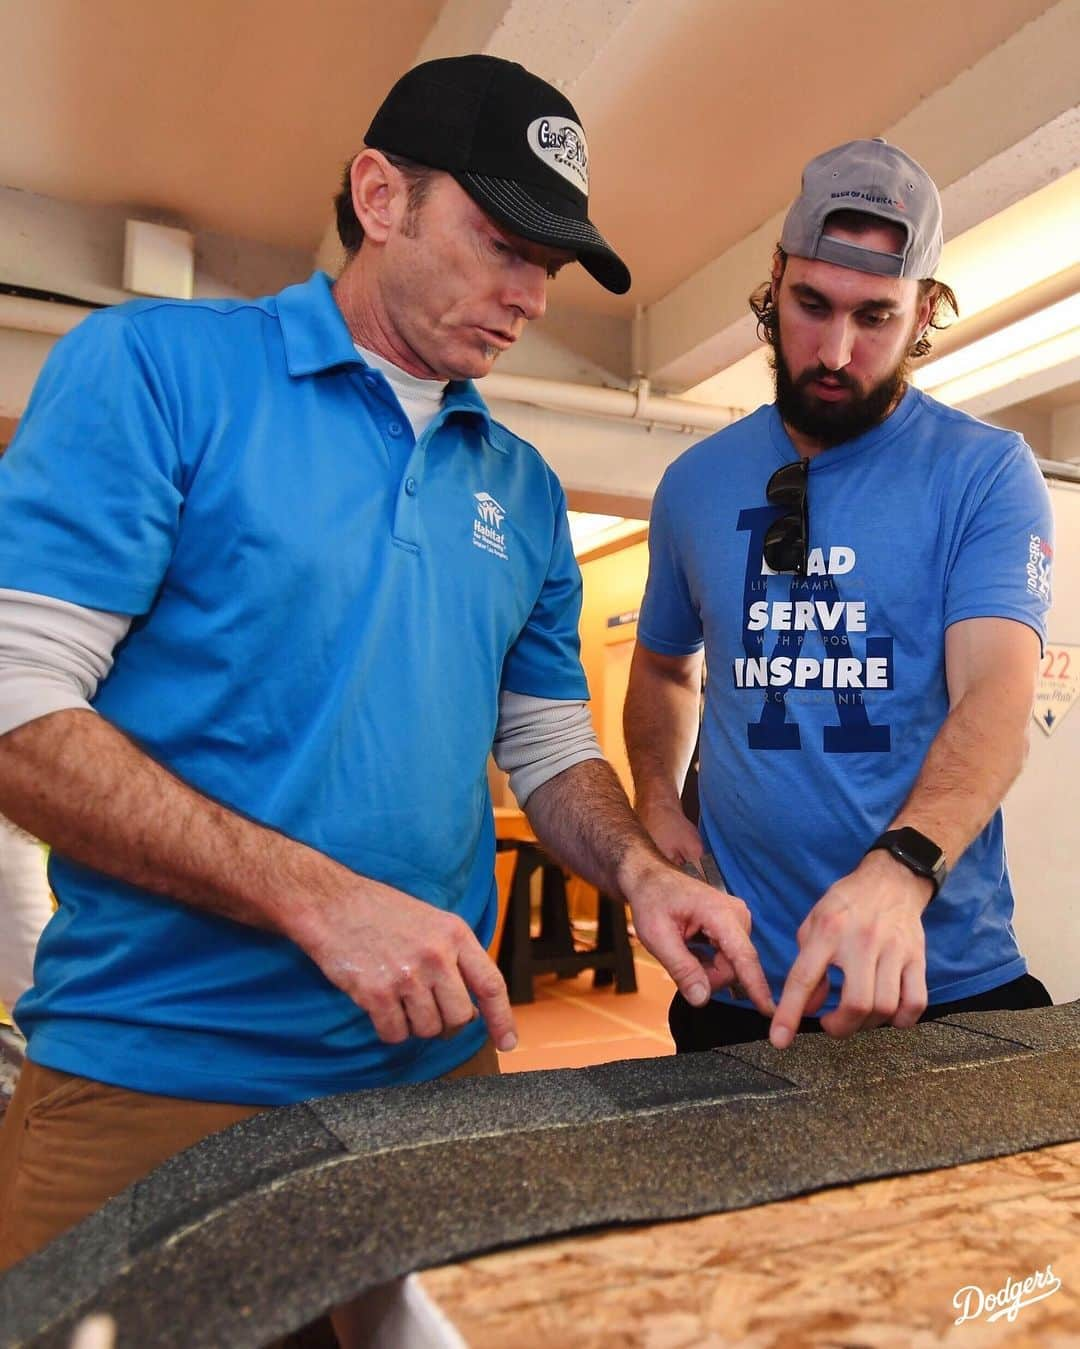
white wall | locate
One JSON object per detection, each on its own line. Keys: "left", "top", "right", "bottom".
{"left": 1006, "top": 477, "right": 1080, "bottom": 1002}
{"left": 990, "top": 398, "right": 1080, "bottom": 466}
{"left": 1051, "top": 403, "right": 1080, "bottom": 462}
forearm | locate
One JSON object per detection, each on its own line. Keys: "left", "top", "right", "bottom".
{"left": 525, "top": 756, "right": 774, "bottom": 1018}
{"left": 0, "top": 709, "right": 355, "bottom": 942}
{"left": 623, "top": 647, "right": 703, "bottom": 811}
{"left": 0, "top": 709, "right": 519, "bottom": 1048}
{"left": 523, "top": 757, "right": 669, "bottom": 900}
{"left": 772, "top": 686, "right": 1031, "bottom": 1046}
{"left": 890, "top": 685, "right": 1030, "bottom": 864}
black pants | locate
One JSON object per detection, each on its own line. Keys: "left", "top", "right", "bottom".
{"left": 669, "top": 972, "right": 1053, "bottom": 1053}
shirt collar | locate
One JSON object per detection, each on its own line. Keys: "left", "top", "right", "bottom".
{"left": 442, "top": 377, "right": 497, "bottom": 439}
{"left": 278, "top": 272, "right": 364, "bottom": 377}
{"left": 278, "top": 271, "right": 495, "bottom": 439}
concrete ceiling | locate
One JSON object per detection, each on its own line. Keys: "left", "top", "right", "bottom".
{"left": 540, "top": 0, "right": 1062, "bottom": 315}
{"left": 1020, "top": 380, "right": 1080, "bottom": 411}
{"left": 0, "top": 0, "right": 1062, "bottom": 299}
{"left": 2, "top": 0, "right": 1079, "bottom": 491}
{"left": 1, "top": 0, "right": 445, "bottom": 252}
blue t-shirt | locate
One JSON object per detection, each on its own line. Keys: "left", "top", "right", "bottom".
{"left": 0, "top": 272, "right": 588, "bottom": 1102}
{"left": 639, "top": 388, "right": 1053, "bottom": 1010}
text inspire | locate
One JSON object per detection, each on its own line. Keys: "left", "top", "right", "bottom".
{"left": 734, "top": 544, "right": 889, "bottom": 691}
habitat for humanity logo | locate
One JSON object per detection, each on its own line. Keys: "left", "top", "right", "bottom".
{"left": 473, "top": 492, "right": 508, "bottom": 560}
{"left": 953, "top": 1263, "right": 1061, "bottom": 1327}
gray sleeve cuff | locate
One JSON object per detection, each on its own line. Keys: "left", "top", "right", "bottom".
{"left": 0, "top": 589, "right": 131, "bottom": 737}
{"left": 493, "top": 691, "right": 604, "bottom": 807}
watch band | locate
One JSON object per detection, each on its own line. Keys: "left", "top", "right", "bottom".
{"left": 867, "top": 826, "right": 948, "bottom": 898}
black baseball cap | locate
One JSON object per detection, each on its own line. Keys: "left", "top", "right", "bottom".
{"left": 364, "top": 55, "right": 631, "bottom": 295}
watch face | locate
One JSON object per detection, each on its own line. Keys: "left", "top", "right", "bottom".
{"left": 891, "top": 827, "right": 944, "bottom": 874}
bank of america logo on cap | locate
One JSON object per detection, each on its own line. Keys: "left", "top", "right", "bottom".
{"left": 527, "top": 117, "right": 589, "bottom": 193}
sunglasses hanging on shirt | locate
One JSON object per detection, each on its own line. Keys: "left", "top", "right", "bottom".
{"left": 763, "top": 458, "right": 810, "bottom": 576}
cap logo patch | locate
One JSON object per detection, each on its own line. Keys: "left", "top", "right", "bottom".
{"left": 527, "top": 116, "right": 589, "bottom": 193}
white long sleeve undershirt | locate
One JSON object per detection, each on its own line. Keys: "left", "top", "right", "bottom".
{"left": 0, "top": 587, "right": 601, "bottom": 806}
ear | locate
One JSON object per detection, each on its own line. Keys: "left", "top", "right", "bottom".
{"left": 913, "top": 283, "right": 934, "bottom": 340}
{"left": 349, "top": 150, "right": 401, "bottom": 245}
{"left": 769, "top": 248, "right": 785, "bottom": 304}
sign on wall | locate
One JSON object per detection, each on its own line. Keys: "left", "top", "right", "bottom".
{"left": 1033, "top": 643, "right": 1080, "bottom": 737}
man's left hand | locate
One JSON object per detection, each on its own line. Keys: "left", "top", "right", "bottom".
{"left": 770, "top": 850, "right": 932, "bottom": 1048}
{"left": 628, "top": 867, "right": 775, "bottom": 1017}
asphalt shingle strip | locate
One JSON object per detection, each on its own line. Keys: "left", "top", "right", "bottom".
{"left": 127, "top": 1103, "right": 346, "bottom": 1253}
{"left": 1, "top": 1003, "right": 1077, "bottom": 1348}
{"left": 306, "top": 1048, "right": 795, "bottom": 1153}
{"left": 717, "top": 1015, "right": 1035, "bottom": 1089}
{"left": 938, "top": 999, "right": 1080, "bottom": 1052}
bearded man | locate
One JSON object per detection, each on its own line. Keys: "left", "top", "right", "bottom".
{"left": 624, "top": 138, "right": 1054, "bottom": 1053}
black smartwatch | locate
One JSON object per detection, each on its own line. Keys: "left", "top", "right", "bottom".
{"left": 866, "top": 827, "right": 948, "bottom": 899}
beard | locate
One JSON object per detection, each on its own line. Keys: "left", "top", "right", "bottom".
{"left": 773, "top": 333, "right": 911, "bottom": 449}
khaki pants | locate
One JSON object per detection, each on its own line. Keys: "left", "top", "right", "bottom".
{"left": 0, "top": 1041, "right": 498, "bottom": 1275}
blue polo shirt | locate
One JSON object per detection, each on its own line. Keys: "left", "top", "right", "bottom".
{"left": 0, "top": 272, "right": 587, "bottom": 1102}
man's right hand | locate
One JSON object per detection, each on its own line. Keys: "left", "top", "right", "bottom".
{"left": 290, "top": 877, "right": 518, "bottom": 1052}
{"left": 637, "top": 799, "right": 705, "bottom": 875}
{"left": 625, "top": 858, "right": 773, "bottom": 1016}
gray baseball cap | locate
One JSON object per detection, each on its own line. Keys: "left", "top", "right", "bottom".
{"left": 780, "top": 138, "right": 943, "bottom": 279}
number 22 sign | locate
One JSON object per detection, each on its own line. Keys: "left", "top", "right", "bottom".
{"left": 1034, "top": 644, "right": 1080, "bottom": 737}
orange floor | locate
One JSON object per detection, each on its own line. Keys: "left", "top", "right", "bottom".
{"left": 496, "top": 941, "right": 676, "bottom": 1074}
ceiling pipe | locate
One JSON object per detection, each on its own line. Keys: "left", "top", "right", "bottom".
{"left": 5, "top": 292, "right": 1075, "bottom": 474}
{"left": 483, "top": 372, "right": 741, "bottom": 433}
{"left": 1038, "top": 458, "right": 1080, "bottom": 485}
{"left": 1, "top": 292, "right": 742, "bottom": 433}
{"left": 0, "top": 293, "right": 95, "bottom": 337}
{"left": 633, "top": 376, "right": 650, "bottom": 419}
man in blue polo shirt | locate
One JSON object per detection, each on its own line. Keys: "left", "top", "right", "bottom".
{"left": 625, "top": 139, "right": 1053, "bottom": 1056}
{"left": 0, "top": 56, "right": 772, "bottom": 1273}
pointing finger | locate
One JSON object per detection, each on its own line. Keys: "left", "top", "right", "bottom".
{"left": 771, "top": 945, "right": 830, "bottom": 1048}
{"left": 459, "top": 942, "right": 517, "bottom": 1051}
{"left": 699, "top": 916, "right": 774, "bottom": 1017}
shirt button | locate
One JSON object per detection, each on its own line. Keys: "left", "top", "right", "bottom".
{"left": 404, "top": 476, "right": 418, "bottom": 496}
{"left": 387, "top": 420, "right": 404, "bottom": 437}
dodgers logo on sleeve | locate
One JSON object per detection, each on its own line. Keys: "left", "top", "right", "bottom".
{"left": 1026, "top": 534, "right": 1052, "bottom": 604}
